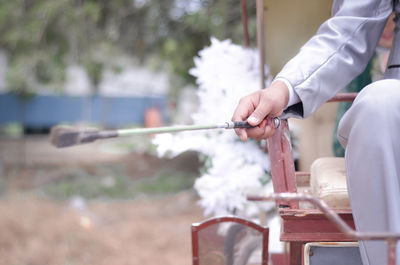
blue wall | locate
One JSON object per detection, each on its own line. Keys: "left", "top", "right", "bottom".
{"left": 0, "top": 93, "right": 168, "bottom": 129}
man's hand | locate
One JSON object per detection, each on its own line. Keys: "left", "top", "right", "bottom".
{"left": 232, "top": 80, "right": 289, "bottom": 141}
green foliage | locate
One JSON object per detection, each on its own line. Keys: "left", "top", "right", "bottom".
{"left": 1, "top": 123, "right": 24, "bottom": 137}
{"left": 43, "top": 164, "right": 197, "bottom": 200}
{"left": 162, "top": 0, "right": 257, "bottom": 86}
{"left": 0, "top": 0, "right": 102, "bottom": 93}
{"left": 0, "top": 0, "right": 257, "bottom": 97}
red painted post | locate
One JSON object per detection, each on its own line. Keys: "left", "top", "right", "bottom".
{"left": 241, "top": 0, "right": 250, "bottom": 47}
{"left": 387, "top": 239, "right": 397, "bottom": 265}
{"left": 191, "top": 226, "right": 199, "bottom": 265}
{"left": 267, "top": 120, "right": 298, "bottom": 208}
{"left": 262, "top": 229, "right": 269, "bottom": 265}
{"left": 328, "top": 93, "right": 357, "bottom": 102}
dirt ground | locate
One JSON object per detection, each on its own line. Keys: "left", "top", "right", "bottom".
{"left": 0, "top": 192, "right": 204, "bottom": 265}
{"left": 0, "top": 136, "right": 205, "bottom": 265}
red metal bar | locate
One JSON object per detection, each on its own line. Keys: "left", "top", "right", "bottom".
{"left": 328, "top": 93, "right": 358, "bottom": 102}
{"left": 267, "top": 120, "right": 298, "bottom": 208}
{"left": 290, "top": 242, "right": 302, "bottom": 265}
{"left": 271, "top": 253, "right": 290, "bottom": 265}
{"left": 262, "top": 227, "right": 269, "bottom": 265}
{"left": 192, "top": 216, "right": 268, "bottom": 234}
{"left": 281, "top": 122, "right": 297, "bottom": 199}
{"left": 241, "top": 0, "right": 250, "bottom": 47}
{"left": 295, "top": 172, "right": 311, "bottom": 177}
{"left": 256, "top": 0, "right": 265, "bottom": 89}
{"left": 388, "top": 239, "right": 397, "bottom": 265}
{"left": 191, "top": 225, "right": 199, "bottom": 265}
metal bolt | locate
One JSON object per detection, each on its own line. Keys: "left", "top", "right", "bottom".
{"left": 273, "top": 117, "right": 281, "bottom": 128}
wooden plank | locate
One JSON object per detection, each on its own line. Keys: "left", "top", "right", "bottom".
{"left": 278, "top": 209, "right": 355, "bottom": 242}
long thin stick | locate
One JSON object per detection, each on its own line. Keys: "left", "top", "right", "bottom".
{"left": 50, "top": 118, "right": 280, "bottom": 148}
{"left": 118, "top": 123, "right": 227, "bottom": 136}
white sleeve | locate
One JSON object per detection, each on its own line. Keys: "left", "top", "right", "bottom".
{"left": 273, "top": 77, "right": 301, "bottom": 108}
{"left": 275, "top": 0, "right": 392, "bottom": 118}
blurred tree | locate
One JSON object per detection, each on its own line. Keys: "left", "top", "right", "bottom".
{"left": 0, "top": 0, "right": 257, "bottom": 97}
{"left": 0, "top": 0, "right": 103, "bottom": 94}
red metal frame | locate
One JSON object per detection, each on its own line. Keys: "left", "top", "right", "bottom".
{"left": 250, "top": 93, "right": 398, "bottom": 265}
{"left": 264, "top": 93, "right": 358, "bottom": 265}
{"left": 248, "top": 193, "right": 400, "bottom": 265}
{"left": 268, "top": 119, "right": 298, "bottom": 208}
{"left": 191, "top": 216, "right": 269, "bottom": 265}
{"left": 268, "top": 93, "right": 357, "bottom": 209}
{"left": 267, "top": 93, "right": 357, "bottom": 209}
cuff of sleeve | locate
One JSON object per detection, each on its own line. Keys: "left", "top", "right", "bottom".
{"left": 273, "top": 77, "right": 301, "bottom": 108}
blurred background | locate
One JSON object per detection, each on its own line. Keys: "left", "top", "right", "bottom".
{"left": 0, "top": 1, "right": 259, "bottom": 264}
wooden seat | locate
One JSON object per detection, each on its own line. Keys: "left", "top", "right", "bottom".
{"left": 310, "top": 157, "right": 350, "bottom": 209}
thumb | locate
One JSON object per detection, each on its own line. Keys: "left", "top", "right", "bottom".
{"left": 247, "top": 103, "right": 272, "bottom": 126}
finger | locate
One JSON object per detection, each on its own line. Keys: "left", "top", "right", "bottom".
{"left": 247, "top": 127, "right": 266, "bottom": 140}
{"left": 261, "top": 125, "right": 276, "bottom": 139}
{"left": 252, "top": 121, "right": 277, "bottom": 140}
{"left": 232, "top": 95, "right": 257, "bottom": 141}
{"left": 258, "top": 119, "right": 268, "bottom": 131}
{"left": 234, "top": 128, "right": 248, "bottom": 142}
{"left": 232, "top": 97, "right": 256, "bottom": 123}
{"left": 247, "top": 98, "right": 273, "bottom": 126}
{"left": 264, "top": 125, "right": 274, "bottom": 138}
{"left": 251, "top": 120, "right": 267, "bottom": 141}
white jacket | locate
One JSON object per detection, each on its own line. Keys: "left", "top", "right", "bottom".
{"left": 278, "top": 0, "right": 399, "bottom": 118}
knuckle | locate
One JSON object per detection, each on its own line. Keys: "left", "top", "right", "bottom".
{"left": 252, "top": 109, "right": 264, "bottom": 117}
{"left": 260, "top": 93, "right": 272, "bottom": 104}
{"left": 238, "top": 97, "right": 248, "bottom": 104}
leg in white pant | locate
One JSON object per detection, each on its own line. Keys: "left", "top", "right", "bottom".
{"left": 338, "top": 79, "right": 400, "bottom": 265}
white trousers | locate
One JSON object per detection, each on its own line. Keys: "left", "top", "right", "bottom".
{"left": 338, "top": 79, "right": 400, "bottom": 265}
